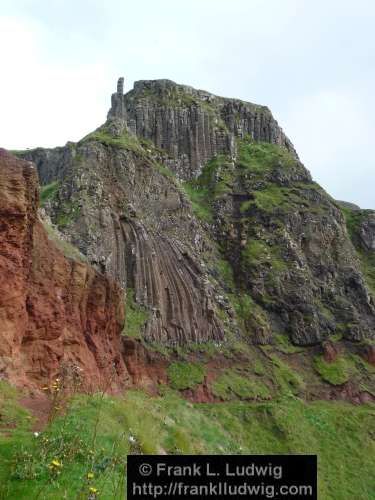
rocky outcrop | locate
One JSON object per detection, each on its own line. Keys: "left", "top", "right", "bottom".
{"left": 0, "top": 149, "right": 127, "bottom": 391}
{"left": 337, "top": 200, "right": 361, "bottom": 211}
{"left": 20, "top": 144, "right": 76, "bottom": 185}
{"left": 17, "top": 79, "right": 375, "bottom": 348}
{"left": 109, "top": 78, "right": 296, "bottom": 180}
{"left": 359, "top": 212, "right": 375, "bottom": 251}
{"left": 18, "top": 124, "right": 226, "bottom": 346}
{"left": 188, "top": 141, "right": 375, "bottom": 345}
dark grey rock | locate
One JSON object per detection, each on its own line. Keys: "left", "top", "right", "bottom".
{"left": 108, "top": 78, "right": 297, "bottom": 180}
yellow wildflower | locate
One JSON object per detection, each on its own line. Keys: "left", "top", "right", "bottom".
{"left": 50, "top": 459, "right": 62, "bottom": 468}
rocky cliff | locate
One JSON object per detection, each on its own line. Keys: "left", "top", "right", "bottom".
{"left": 108, "top": 78, "right": 296, "bottom": 179}
{"left": 18, "top": 78, "right": 375, "bottom": 351}
{"left": 190, "top": 142, "right": 375, "bottom": 345}
{"left": 21, "top": 120, "right": 227, "bottom": 346}
{"left": 0, "top": 149, "right": 127, "bottom": 391}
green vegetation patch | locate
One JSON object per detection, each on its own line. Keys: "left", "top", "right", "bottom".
{"left": 341, "top": 207, "right": 375, "bottom": 292}
{"left": 242, "top": 239, "right": 287, "bottom": 272}
{"left": 215, "top": 258, "right": 235, "bottom": 289}
{"left": 238, "top": 140, "right": 296, "bottom": 175}
{"left": 43, "top": 222, "right": 87, "bottom": 262}
{"left": 240, "top": 185, "right": 289, "bottom": 214}
{"left": 167, "top": 362, "right": 205, "bottom": 390}
{"left": 154, "top": 162, "right": 175, "bottom": 179}
{"left": 123, "top": 289, "right": 149, "bottom": 339}
{"left": 181, "top": 183, "right": 213, "bottom": 222}
{"left": 80, "top": 125, "right": 143, "bottom": 155}
{"left": 0, "top": 383, "right": 374, "bottom": 499}
{"left": 229, "top": 293, "right": 270, "bottom": 334}
{"left": 181, "top": 154, "right": 233, "bottom": 223}
{"left": 274, "top": 334, "right": 304, "bottom": 354}
{"left": 211, "top": 369, "right": 271, "bottom": 401}
{"left": 270, "top": 355, "right": 306, "bottom": 395}
{"left": 55, "top": 200, "right": 81, "bottom": 228}
{"left": 0, "top": 391, "right": 130, "bottom": 499}
{"left": 0, "top": 381, "right": 31, "bottom": 436}
{"left": 40, "top": 181, "right": 59, "bottom": 207}
{"left": 313, "top": 355, "right": 352, "bottom": 385}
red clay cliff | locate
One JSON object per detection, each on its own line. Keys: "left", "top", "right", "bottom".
{"left": 0, "top": 149, "right": 128, "bottom": 392}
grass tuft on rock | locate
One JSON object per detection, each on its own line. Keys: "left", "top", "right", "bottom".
{"left": 313, "top": 355, "right": 351, "bottom": 385}
{"left": 211, "top": 369, "right": 271, "bottom": 401}
{"left": 123, "top": 289, "right": 149, "bottom": 339}
{"left": 167, "top": 362, "right": 205, "bottom": 390}
{"left": 40, "top": 181, "right": 59, "bottom": 207}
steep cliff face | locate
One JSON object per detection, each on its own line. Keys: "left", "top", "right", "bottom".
{"left": 187, "top": 142, "right": 375, "bottom": 345}
{"left": 0, "top": 149, "right": 127, "bottom": 391}
{"left": 342, "top": 207, "right": 375, "bottom": 304}
{"left": 359, "top": 212, "right": 375, "bottom": 251}
{"left": 18, "top": 79, "right": 375, "bottom": 349}
{"left": 108, "top": 79, "right": 296, "bottom": 179}
{"left": 21, "top": 122, "right": 226, "bottom": 345}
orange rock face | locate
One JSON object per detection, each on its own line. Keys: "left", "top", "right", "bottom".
{"left": 0, "top": 149, "right": 127, "bottom": 391}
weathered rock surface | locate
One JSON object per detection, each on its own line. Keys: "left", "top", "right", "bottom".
{"left": 18, "top": 79, "right": 375, "bottom": 348}
{"left": 195, "top": 143, "right": 375, "bottom": 344}
{"left": 0, "top": 149, "right": 127, "bottom": 391}
{"left": 109, "top": 78, "right": 296, "bottom": 180}
{"left": 337, "top": 200, "right": 361, "bottom": 211}
{"left": 21, "top": 123, "right": 226, "bottom": 345}
{"left": 359, "top": 212, "right": 375, "bottom": 251}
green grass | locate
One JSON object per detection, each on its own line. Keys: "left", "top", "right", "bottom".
{"left": 241, "top": 185, "right": 289, "bottom": 214}
{"left": 358, "top": 251, "right": 375, "bottom": 293}
{"left": 0, "top": 381, "right": 31, "bottom": 435}
{"left": 55, "top": 200, "right": 81, "bottom": 228}
{"left": 181, "top": 183, "right": 213, "bottom": 222}
{"left": 215, "top": 258, "right": 235, "bottom": 289}
{"left": 43, "top": 222, "right": 87, "bottom": 262}
{"left": 154, "top": 162, "right": 175, "bottom": 179}
{"left": 81, "top": 127, "right": 143, "bottom": 154}
{"left": 270, "top": 355, "right": 306, "bottom": 396}
{"left": 211, "top": 369, "right": 271, "bottom": 401}
{"left": 0, "top": 392, "right": 129, "bottom": 499}
{"left": 167, "top": 362, "right": 205, "bottom": 390}
{"left": 0, "top": 382, "right": 374, "bottom": 499}
{"left": 313, "top": 355, "right": 352, "bottom": 385}
{"left": 241, "top": 239, "right": 287, "bottom": 272}
{"left": 341, "top": 207, "right": 368, "bottom": 239}
{"left": 40, "top": 181, "right": 59, "bottom": 207}
{"left": 181, "top": 154, "right": 233, "bottom": 223}
{"left": 252, "top": 359, "right": 267, "bottom": 376}
{"left": 196, "top": 155, "right": 233, "bottom": 197}
{"left": 274, "top": 334, "right": 304, "bottom": 354}
{"left": 238, "top": 140, "right": 296, "bottom": 175}
{"left": 341, "top": 207, "right": 375, "bottom": 293}
{"left": 242, "top": 239, "right": 268, "bottom": 264}
{"left": 229, "top": 293, "right": 270, "bottom": 335}
{"left": 122, "top": 289, "right": 149, "bottom": 339}
{"left": 138, "top": 86, "right": 224, "bottom": 119}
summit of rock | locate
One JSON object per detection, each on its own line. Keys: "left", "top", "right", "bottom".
{"left": 108, "top": 77, "right": 296, "bottom": 179}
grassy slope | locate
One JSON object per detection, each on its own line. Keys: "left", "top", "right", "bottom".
{"left": 0, "top": 383, "right": 374, "bottom": 499}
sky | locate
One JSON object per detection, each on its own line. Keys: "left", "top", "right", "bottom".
{"left": 1, "top": 0, "right": 374, "bottom": 208}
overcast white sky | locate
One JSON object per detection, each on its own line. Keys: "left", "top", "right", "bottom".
{"left": 1, "top": 0, "right": 374, "bottom": 207}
